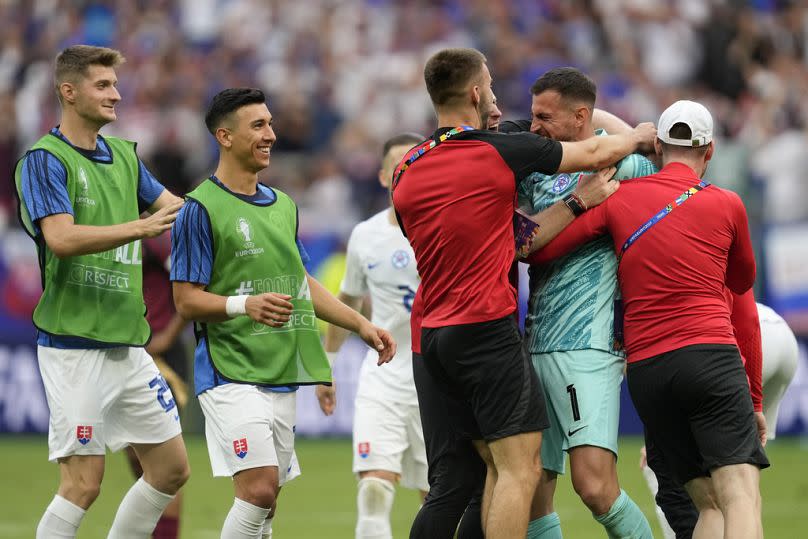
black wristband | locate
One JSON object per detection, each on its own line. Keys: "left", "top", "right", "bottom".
{"left": 563, "top": 193, "right": 585, "bottom": 216}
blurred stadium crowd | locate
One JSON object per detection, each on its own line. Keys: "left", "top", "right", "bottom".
{"left": 0, "top": 0, "right": 806, "bottom": 238}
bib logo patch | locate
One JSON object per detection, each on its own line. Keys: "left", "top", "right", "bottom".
{"left": 552, "top": 174, "right": 571, "bottom": 194}
{"left": 358, "top": 441, "right": 371, "bottom": 459}
{"left": 235, "top": 217, "right": 265, "bottom": 257}
{"left": 76, "top": 425, "right": 93, "bottom": 445}
{"left": 237, "top": 217, "right": 254, "bottom": 247}
{"left": 75, "top": 167, "right": 96, "bottom": 207}
{"left": 391, "top": 250, "right": 410, "bottom": 269}
{"left": 233, "top": 438, "right": 249, "bottom": 459}
{"left": 78, "top": 168, "right": 89, "bottom": 193}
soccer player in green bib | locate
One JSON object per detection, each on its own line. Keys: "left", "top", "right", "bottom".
{"left": 14, "top": 45, "right": 189, "bottom": 538}
{"left": 171, "top": 88, "right": 396, "bottom": 538}
{"left": 517, "top": 68, "right": 656, "bottom": 538}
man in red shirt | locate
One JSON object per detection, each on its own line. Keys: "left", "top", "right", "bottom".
{"left": 526, "top": 100, "right": 769, "bottom": 539}
{"left": 392, "top": 47, "right": 655, "bottom": 539}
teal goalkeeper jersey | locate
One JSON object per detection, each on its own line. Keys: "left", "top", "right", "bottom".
{"left": 517, "top": 132, "right": 657, "bottom": 355}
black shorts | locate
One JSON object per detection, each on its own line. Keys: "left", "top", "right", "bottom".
{"left": 421, "top": 315, "right": 548, "bottom": 441}
{"left": 628, "top": 344, "right": 769, "bottom": 485}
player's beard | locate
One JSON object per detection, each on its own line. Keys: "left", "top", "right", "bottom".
{"left": 478, "top": 102, "right": 491, "bottom": 131}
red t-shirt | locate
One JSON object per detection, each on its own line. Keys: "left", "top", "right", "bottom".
{"left": 393, "top": 128, "right": 561, "bottom": 328}
{"left": 526, "top": 162, "right": 756, "bottom": 363}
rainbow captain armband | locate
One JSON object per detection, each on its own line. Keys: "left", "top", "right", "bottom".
{"left": 514, "top": 210, "right": 540, "bottom": 259}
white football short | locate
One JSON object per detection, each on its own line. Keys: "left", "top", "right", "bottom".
{"left": 37, "top": 345, "right": 182, "bottom": 462}
{"left": 199, "top": 383, "right": 300, "bottom": 483}
{"left": 761, "top": 315, "right": 800, "bottom": 440}
{"left": 352, "top": 395, "right": 428, "bottom": 491}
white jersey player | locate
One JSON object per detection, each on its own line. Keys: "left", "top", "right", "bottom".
{"left": 642, "top": 302, "right": 799, "bottom": 539}
{"left": 757, "top": 303, "right": 800, "bottom": 438}
{"left": 317, "top": 133, "right": 428, "bottom": 539}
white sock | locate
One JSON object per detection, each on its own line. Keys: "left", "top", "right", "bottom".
{"left": 37, "top": 495, "right": 86, "bottom": 538}
{"left": 641, "top": 463, "right": 676, "bottom": 539}
{"left": 222, "top": 498, "right": 271, "bottom": 539}
{"left": 260, "top": 515, "right": 273, "bottom": 538}
{"left": 355, "top": 477, "right": 395, "bottom": 539}
{"left": 107, "top": 477, "right": 175, "bottom": 538}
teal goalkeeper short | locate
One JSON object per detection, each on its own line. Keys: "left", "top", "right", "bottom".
{"left": 532, "top": 349, "right": 625, "bottom": 474}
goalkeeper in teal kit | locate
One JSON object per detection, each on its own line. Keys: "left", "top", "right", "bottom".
{"left": 516, "top": 68, "right": 655, "bottom": 538}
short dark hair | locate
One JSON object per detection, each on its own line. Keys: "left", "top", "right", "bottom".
{"left": 204, "top": 88, "right": 266, "bottom": 134}
{"left": 530, "top": 67, "right": 596, "bottom": 110}
{"left": 382, "top": 133, "right": 423, "bottom": 160}
{"left": 55, "top": 45, "right": 125, "bottom": 102}
{"left": 660, "top": 122, "right": 710, "bottom": 156}
{"left": 424, "top": 48, "right": 487, "bottom": 108}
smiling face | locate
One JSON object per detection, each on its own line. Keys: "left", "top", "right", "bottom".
{"left": 64, "top": 64, "right": 121, "bottom": 128}
{"left": 225, "top": 103, "right": 276, "bottom": 173}
{"left": 483, "top": 95, "right": 502, "bottom": 131}
{"left": 530, "top": 90, "right": 582, "bottom": 142}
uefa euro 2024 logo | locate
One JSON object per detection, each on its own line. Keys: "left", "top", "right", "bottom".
{"left": 237, "top": 217, "right": 254, "bottom": 248}
{"left": 78, "top": 167, "right": 89, "bottom": 194}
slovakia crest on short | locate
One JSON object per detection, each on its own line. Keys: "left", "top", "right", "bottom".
{"left": 76, "top": 425, "right": 93, "bottom": 445}
{"left": 552, "top": 174, "right": 572, "bottom": 194}
{"left": 233, "top": 438, "right": 249, "bottom": 459}
{"left": 358, "top": 441, "right": 371, "bottom": 459}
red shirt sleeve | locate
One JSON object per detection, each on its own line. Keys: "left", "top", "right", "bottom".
{"left": 730, "top": 289, "right": 763, "bottom": 412}
{"left": 725, "top": 192, "right": 756, "bottom": 294}
{"left": 523, "top": 201, "right": 610, "bottom": 265}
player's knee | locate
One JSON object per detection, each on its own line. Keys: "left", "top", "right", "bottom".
{"left": 240, "top": 481, "right": 278, "bottom": 509}
{"left": 572, "top": 475, "right": 614, "bottom": 515}
{"left": 151, "top": 460, "right": 190, "bottom": 495}
{"left": 61, "top": 476, "right": 102, "bottom": 508}
{"left": 171, "top": 461, "right": 191, "bottom": 490}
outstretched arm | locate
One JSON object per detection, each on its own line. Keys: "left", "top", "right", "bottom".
{"left": 40, "top": 200, "right": 184, "bottom": 258}
{"left": 558, "top": 123, "right": 656, "bottom": 172}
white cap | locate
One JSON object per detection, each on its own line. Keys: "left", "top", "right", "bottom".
{"left": 657, "top": 100, "right": 713, "bottom": 147}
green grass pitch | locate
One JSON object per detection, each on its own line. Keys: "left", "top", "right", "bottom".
{"left": 1, "top": 435, "right": 806, "bottom": 537}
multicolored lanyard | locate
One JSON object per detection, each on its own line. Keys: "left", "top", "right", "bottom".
{"left": 391, "top": 125, "right": 474, "bottom": 189}
{"left": 618, "top": 180, "right": 710, "bottom": 263}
